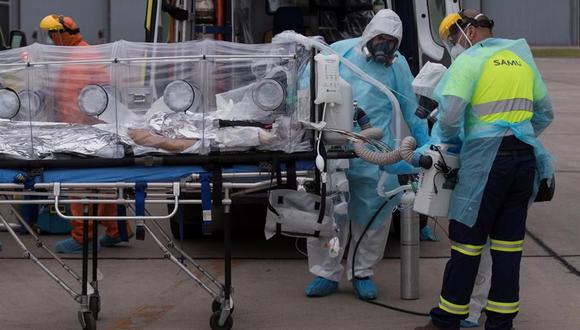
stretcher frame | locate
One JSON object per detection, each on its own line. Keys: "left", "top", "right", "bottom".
{"left": 0, "top": 167, "right": 315, "bottom": 330}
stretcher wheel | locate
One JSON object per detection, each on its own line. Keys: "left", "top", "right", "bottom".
{"left": 211, "top": 299, "right": 221, "bottom": 313}
{"left": 79, "top": 311, "right": 96, "bottom": 330}
{"left": 89, "top": 295, "right": 101, "bottom": 320}
{"left": 211, "top": 298, "right": 234, "bottom": 314}
{"left": 209, "top": 311, "right": 233, "bottom": 330}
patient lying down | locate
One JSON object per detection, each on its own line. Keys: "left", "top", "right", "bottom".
{"left": 124, "top": 97, "right": 278, "bottom": 154}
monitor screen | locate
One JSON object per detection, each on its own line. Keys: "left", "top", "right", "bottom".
{"left": 11, "top": 35, "right": 22, "bottom": 48}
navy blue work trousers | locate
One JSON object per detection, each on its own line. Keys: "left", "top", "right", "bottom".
{"left": 431, "top": 147, "right": 536, "bottom": 330}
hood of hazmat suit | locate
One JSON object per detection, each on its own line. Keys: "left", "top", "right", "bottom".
{"left": 360, "top": 9, "right": 403, "bottom": 55}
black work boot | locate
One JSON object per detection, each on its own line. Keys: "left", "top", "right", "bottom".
{"left": 414, "top": 321, "right": 440, "bottom": 330}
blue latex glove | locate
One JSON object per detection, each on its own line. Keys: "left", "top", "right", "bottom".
{"left": 379, "top": 160, "right": 420, "bottom": 175}
{"left": 440, "top": 136, "right": 463, "bottom": 154}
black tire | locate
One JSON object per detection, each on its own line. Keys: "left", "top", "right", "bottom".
{"left": 170, "top": 217, "right": 203, "bottom": 240}
{"left": 89, "top": 295, "right": 100, "bottom": 320}
{"left": 211, "top": 299, "right": 221, "bottom": 313}
{"left": 81, "top": 311, "right": 96, "bottom": 330}
{"left": 209, "top": 311, "right": 233, "bottom": 330}
{"left": 211, "top": 298, "right": 234, "bottom": 314}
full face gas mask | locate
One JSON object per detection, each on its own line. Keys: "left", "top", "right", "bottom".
{"left": 363, "top": 35, "right": 398, "bottom": 67}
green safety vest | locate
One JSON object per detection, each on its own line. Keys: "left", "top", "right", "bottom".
{"left": 431, "top": 38, "right": 555, "bottom": 228}
{"left": 471, "top": 49, "right": 535, "bottom": 124}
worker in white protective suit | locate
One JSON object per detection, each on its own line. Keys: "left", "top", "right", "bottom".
{"left": 305, "top": 9, "right": 429, "bottom": 300}
{"left": 462, "top": 245, "right": 492, "bottom": 328}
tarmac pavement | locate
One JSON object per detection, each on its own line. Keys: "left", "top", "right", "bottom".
{"left": 1, "top": 58, "right": 579, "bottom": 330}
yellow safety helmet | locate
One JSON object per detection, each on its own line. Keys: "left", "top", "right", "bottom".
{"left": 438, "top": 12, "right": 462, "bottom": 42}
{"left": 439, "top": 10, "right": 495, "bottom": 42}
{"left": 39, "top": 15, "right": 64, "bottom": 31}
{"left": 39, "top": 15, "right": 80, "bottom": 34}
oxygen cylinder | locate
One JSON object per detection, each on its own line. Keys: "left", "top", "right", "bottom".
{"left": 400, "top": 191, "right": 420, "bottom": 300}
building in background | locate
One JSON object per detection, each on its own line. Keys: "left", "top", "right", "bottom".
{"left": 0, "top": 0, "right": 578, "bottom": 48}
{"left": 0, "top": 0, "right": 146, "bottom": 45}
{"left": 462, "top": 0, "right": 580, "bottom": 46}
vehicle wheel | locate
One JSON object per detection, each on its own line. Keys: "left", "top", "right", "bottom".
{"left": 79, "top": 311, "right": 96, "bottom": 330}
{"left": 89, "top": 295, "right": 100, "bottom": 320}
{"left": 169, "top": 193, "right": 204, "bottom": 239}
{"left": 170, "top": 217, "right": 203, "bottom": 240}
{"left": 209, "top": 311, "right": 233, "bottom": 330}
{"left": 211, "top": 298, "right": 234, "bottom": 314}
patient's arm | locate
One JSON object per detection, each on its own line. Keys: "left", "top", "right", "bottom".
{"left": 128, "top": 128, "right": 197, "bottom": 153}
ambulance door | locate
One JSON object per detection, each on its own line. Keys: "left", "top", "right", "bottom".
{"left": 413, "top": 0, "right": 461, "bottom": 68}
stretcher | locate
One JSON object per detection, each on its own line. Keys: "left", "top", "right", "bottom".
{"left": 0, "top": 159, "right": 318, "bottom": 330}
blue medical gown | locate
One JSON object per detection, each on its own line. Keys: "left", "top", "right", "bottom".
{"left": 428, "top": 38, "right": 555, "bottom": 227}
{"left": 330, "top": 38, "right": 429, "bottom": 227}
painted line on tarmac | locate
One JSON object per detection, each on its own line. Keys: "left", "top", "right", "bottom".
{"left": 555, "top": 169, "right": 580, "bottom": 173}
{"left": 526, "top": 229, "right": 580, "bottom": 278}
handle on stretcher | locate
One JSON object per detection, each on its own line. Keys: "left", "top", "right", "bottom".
{"left": 51, "top": 182, "right": 180, "bottom": 221}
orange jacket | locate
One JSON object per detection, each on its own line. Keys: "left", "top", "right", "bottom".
{"left": 53, "top": 39, "right": 110, "bottom": 124}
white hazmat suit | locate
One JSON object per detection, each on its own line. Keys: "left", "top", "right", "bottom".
{"left": 305, "top": 9, "right": 429, "bottom": 300}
